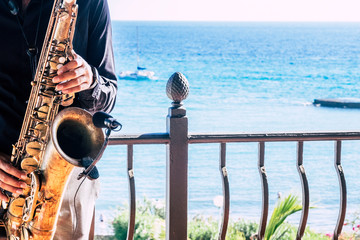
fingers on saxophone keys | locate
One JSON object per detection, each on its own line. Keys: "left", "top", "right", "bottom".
{"left": 0, "top": 177, "right": 25, "bottom": 198}
{"left": 0, "top": 170, "right": 27, "bottom": 189}
{"left": 0, "top": 161, "right": 27, "bottom": 181}
{"left": 55, "top": 58, "right": 83, "bottom": 77}
{"left": 54, "top": 71, "right": 86, "bottom": 94}
{"left": 60, "top": 78, "right": 88, "bottom": 94}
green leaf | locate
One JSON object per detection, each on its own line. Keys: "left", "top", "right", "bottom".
{"left": 264, "top": 194, "right": 302, "bottom": 240}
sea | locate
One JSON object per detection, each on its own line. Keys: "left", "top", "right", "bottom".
{"left": 94, "top": 21, "right": 360, "bottom": 235}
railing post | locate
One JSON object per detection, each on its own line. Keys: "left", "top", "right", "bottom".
{"left": 165, "top": 72, "right": 189, "bottom": 240}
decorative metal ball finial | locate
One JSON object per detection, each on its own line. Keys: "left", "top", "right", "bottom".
{"left": 166, "top": 72, "right": 189, "bottom": 103}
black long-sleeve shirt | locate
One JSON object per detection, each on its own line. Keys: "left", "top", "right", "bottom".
{"left": 0, "top": 0, "right": 118, "bottom": 154}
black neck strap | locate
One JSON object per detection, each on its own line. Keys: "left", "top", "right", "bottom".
{"left": 6, "top": 0, "right": 44, "bottom": 79}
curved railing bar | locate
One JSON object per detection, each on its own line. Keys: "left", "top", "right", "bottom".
{"left": 218, "top": 143, "right": 230, "bottom": 240}
{"left": 296, "top": 141, "right": 309, "bottom": 240}
{"left": 258, "top": 142, "right": 268, "bottom": 240}
{"left": 333, "top": 141, "right": 347, "bottom": 240}
{"left": 126, "top": 144, "right": 136, "bottom": 240}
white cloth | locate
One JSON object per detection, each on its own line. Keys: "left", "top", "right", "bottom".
{"left": 54, "top": 167, "right": 100, "bottom": 240}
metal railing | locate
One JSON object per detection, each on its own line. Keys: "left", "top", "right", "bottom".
{"left": 108, "top": 72, "right": 360, "bottom": 240}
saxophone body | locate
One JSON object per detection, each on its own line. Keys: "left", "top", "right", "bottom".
{"left": 0, "top": 0, "right": 105, "bottom": 239}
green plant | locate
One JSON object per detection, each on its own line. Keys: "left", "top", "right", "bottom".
{"left": 224, "top": 226, "right": 246, "bottom": 240}
{"left": 264, "top": 194, "right": 302, "bottom": 240}
{"left": 228, "top": 219, "right": 258, "bottom": 240}
{"left": 95, "top": 236, "right": 113, "bottom": 240}
{"left": 112, "top": 197, "right": 165, "bottom": 240}
{"left": 112, "top": 197, "right": 256, "bottom": 240}
{"left": 188, "top": 215, "right": 218, "bottom": 240}
{"left": 110, "top": 195, "right": 331, "bottom": 240}
{"left": 276, "top": 222, "right": 330, "bottom": 240}
{"left": 187, "top": 216, "right": 251, "bottom": 240}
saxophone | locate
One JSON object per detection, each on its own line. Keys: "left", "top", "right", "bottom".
{"left": 0, "top": 0, "right": 105, "bottom": 239}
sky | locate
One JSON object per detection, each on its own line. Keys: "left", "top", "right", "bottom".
{"left": 107, "top": 0, "right": 360, "bottom": 22}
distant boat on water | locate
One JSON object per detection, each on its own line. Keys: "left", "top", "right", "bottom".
{"left": 118, "top": 68, "right": 156, "bottom": 80}
{"left": 313, "top": 98, "right": 360, "bottom": 108}
{"left": 118, "top": 27, "right": 157, "bottom": 80}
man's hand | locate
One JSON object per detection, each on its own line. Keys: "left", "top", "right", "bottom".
{"left": 0, "top": 153, "right": 27, "bottom": 202}
{"left": 52, "top": 51, "right": 94, "bottom": 95}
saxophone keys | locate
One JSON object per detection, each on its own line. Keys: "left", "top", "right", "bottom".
{"left": 11, "top": 145, "right": 18, "bottom": 162}
{"left": 72, "top": 4, "right": 78, "bottom": 13}
{"left": 58, "top": 11, "right": 69, "bottom": 21}
{"left": 49, "top": 56, "right": 65, "bottom": 71}
{"left": 8, "top": 198, "right": 25, "bottom": 218}
{"left": 22, "top": 173, "right": 39, "bottom": 224}
{"left": 60, "top": 93, "right": 74, "bottom": 107}
{"left": 25, "top": 142, "right": 42, "bottom": 159}
{"left": 55, "top": 42, "right": 66, "bottom": 52}
{"left": 56, "top": 63, "right": 63, "bottom": 70}
{"left": 21, "top": 178, "right": 32, "bottom": 197}
{"left": 37, "top": 105, "right": 50, "bottom": 120}
{"left": 59, "top": 56, "right": 66, "bottom": 63}
{"left": 41, "top": 90, "right": 54, "bottom": 105}
{"left": 20, "top": 158, "right": 38, "bottom": 174}
{"left": 33, "top": 123, "right": 47, "bottom": 140}
{"left": 49, "top": 59, "right": 58, "bottom": 71}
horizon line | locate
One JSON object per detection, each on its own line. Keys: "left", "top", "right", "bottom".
{"left": 111, "top": 19, "right": 360, "bottom": 23}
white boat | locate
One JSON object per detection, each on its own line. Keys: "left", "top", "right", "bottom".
{"left": 118, "top": 27, "right": 157, "bottom": 80}
{"left": 118, "top": 69, "right": 156, "bottom": 80}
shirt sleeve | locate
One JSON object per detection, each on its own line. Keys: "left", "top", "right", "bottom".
{"left": 74, "top": 0, "right": 117, "bottom": 114}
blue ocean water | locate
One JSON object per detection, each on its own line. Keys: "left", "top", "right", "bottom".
{"left": 95, "top": 21, "right": 360, "bottom": 234}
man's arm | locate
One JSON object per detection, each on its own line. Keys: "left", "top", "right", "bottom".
{"left": 53, "top": 0, "right": 117, "bottom": 114}
{"left": 77, "top": 0, "right": 117, "bottom": 113}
